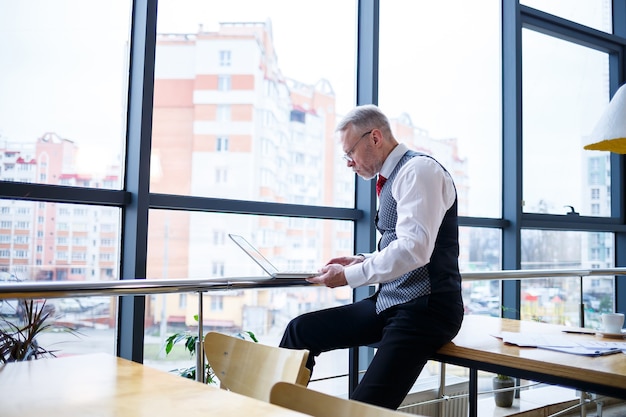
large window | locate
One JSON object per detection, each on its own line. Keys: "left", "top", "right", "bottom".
{"left": 0, "top": 1, "right": 131, "bottom": 189}
{"left": 145, "top": 210, "right": 353, "bottom": 392}
{"left": 152, "top": 0, "right": 357, "bottom": 207}
{"left": 379, "top": 0, "right": 502, "bottom": 218}
{"left": 522, "top": 30, "right": 610, "bottom": 217}
{"left": 520, "top": 230, "right": 614, "bottom": 327}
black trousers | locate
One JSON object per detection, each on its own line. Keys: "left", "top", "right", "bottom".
{"left": 279, "top": 290, "right": 464, "bottom": 409}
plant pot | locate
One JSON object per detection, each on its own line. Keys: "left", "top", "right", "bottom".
{"left": 493, "top": 375, "right": 515, "bottom": 408}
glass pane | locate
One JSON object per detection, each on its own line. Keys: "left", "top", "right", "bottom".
{"left": 582, "top": 274, "right": 616, "bottom": 330}
{"left": 0, "top": 1, "right": 131, "bottom": 188}
{"left": 461, "top": 227, "right": 502, "bottom": 317}
{"left": 520, "top": 230, "right": 614, "bottom": 327}
{"left": 521, "top": 0, "right": 612, "bottom": 33}
{"left": 152, "top": 0, "right": 357, "bottom": 207}
{"left": 0, "top": 200, "right": 122, "bottom": 281}
{"left": 522, "top": 30, "right": 610, "bottom": 216}
{"left": 0, "top": 200, "right": 119, "bottom": 358}
{"left": 144, "top": 210, "right": 353, "bottom": 394}
{"left": 379, "top": 0, "right": 502, "bottom": 218}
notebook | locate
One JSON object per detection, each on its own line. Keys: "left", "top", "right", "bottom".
{"left": 228, "top": 234, "right": 321, "bottom": 279}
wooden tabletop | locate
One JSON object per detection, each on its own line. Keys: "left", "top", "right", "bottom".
{"left": 435, "top": 315, "right": 626, "bottom": 399}
{"left": 0, "top": 353, "right": 312, "bottom": 417}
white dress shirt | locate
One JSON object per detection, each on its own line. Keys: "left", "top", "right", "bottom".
{"left": 344, "top": 143, "right": 457, "bottom": 288}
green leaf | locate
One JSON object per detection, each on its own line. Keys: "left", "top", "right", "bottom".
{"left": 245, "top": 330, "right": 258, "bottom": 343}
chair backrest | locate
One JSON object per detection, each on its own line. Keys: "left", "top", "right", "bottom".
{"left": 270, "top": 382, "right": 421, "bottom": 417}
{"left": 203, "top": 332, "right": 310, "bottom": 402}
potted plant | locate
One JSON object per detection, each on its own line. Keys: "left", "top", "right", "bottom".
{"left": 492, "top": 374, "right": 515, "bottom": 407}
{"left": 0, "top": 299, "right": 77, "bottom": 363}
{"left": 162, "top": 317, "right": 257, "bottom": 384}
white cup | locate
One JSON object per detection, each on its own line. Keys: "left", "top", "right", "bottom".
{"left": 601, "top": 313, "right": 625, "bottom": 333}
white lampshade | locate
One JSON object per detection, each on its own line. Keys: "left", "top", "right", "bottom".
{"left": 584, "top": 83, "right": 626, "bottom": 153}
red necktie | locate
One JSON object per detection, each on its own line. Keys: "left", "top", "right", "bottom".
{"left": 376, "top": 175, "right": 387, "bottom": 196}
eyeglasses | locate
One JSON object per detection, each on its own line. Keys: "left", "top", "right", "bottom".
{"left": 342, "top": 130, "right": 373, "bottom": 163}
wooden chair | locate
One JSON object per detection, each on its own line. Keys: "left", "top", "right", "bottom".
{"left": 270, "top": 382, "right": 422, "bottom": 417}
{"left": 203, "top": 331, "right": 310, "bottom": 402}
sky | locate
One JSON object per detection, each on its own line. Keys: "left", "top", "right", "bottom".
{"left": 0, "top": 0, "right": 613, "bottom": 216}
{"left": 0, "top": 1, "right": 131, "bottom": 173}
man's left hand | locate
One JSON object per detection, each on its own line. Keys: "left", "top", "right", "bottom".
{"left": 306, "top": 264, "right": 347, "bottom": 288}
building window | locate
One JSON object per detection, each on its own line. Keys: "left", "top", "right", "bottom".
{"left": 591, "top": 188, "right": 600, "bottom": 200}
{"left": 14, "top": 235, "right": 29, "bottom": 244}
{"left": 211, "top": 261, "right": 224, "bottom": 277}
{"left": 100, "top": 253, "right": 114, "bottom": 261}
{"left": 210, "top": 296, "right": 224, "bottom": 311}
{"left": 72, "top": 252, "right": 87, "bottom": 261}
{"left": 73, "top": 223, "right": 88, "bottom": 231}
{"left": 290, "top": 109, "right": 306, "bottom": 123}
{"left": 219, "top": 50, "right": 231, "bottom": 66}
{"left": 217, "top": 136, "right": 229, "bottom": 152}
{"left": 16, "top": 221, "right": 29, "bottom": 229}
{"left": 212, "top": 230, "right": 225, "bottom": 245}
{"left": 218, "top": 75, "right": 231, "bottom": 91}
{"left": 215, "top": 168, "right": 228, "bottom": 184}
{"left": 217, "top": 105, "right": 231, "bottom": 122}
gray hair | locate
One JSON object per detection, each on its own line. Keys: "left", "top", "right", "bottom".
{"left": 335, "top": 104, "right": 391, "bottom": 135}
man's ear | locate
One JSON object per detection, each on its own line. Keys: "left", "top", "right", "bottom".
{"left": 371, "top": 128, "right": 381, "bottom": 145}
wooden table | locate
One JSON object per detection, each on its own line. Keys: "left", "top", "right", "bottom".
{"left": 434, "top": 315, "right": 626, "bottom": 417}
{"left": 0, "top": 353, "right": 312, "bottom": 417}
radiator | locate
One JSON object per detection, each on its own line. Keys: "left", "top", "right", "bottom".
{"left": 398, "top": 375, "right": 469, "bottom": 417}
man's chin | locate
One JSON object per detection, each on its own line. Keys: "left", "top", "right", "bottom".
{"left": 354, "top": 169, "right": 375, "bottom": 181}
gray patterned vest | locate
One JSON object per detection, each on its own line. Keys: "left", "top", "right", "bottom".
{"left": 375, "top": 151, "right": 461, "bottom": 313}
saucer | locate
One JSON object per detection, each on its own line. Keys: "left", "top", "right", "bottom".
{"left": 595, "top": 329, "right": 626, "bottom": 339}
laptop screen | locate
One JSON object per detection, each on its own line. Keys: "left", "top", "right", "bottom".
{"left": 228, "top": 234, "right": 279, "bottom": 275}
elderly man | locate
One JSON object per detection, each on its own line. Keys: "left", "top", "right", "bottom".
{"left": 280, "top": 104, "right": 464, "bottom": 409}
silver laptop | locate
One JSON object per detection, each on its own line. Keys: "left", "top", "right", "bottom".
{"left": 228, "top": 234, "right": 320, "bottom": 279}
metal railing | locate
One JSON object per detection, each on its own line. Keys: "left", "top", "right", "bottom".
{"left": 2, "top": 267, "right": 626, "bottom": 384}
{"left": 3, "top": 267, "right": 625, "bottom": 300}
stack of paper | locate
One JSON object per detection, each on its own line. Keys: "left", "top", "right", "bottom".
{"left": 495, "top": 332, "right": 626, "bottom": 356}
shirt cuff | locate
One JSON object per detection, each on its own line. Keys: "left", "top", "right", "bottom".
{"left": 344, "top": 261, "right": 369, "bottom": 288}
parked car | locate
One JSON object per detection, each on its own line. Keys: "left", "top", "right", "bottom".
{"left": 0, "top": 299, "right": 20, "bottom": 317}
{"left": 56, "top": 298, "right": 84, "bottom": 313}
{"left": 15, "top": 300, "right": 56, "bottom": 322}
{"left": 0, "top": 273, "right": 22, "bottom": 318}
{"left": 0, "top": 272, "right": 20, "bottom": 284}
